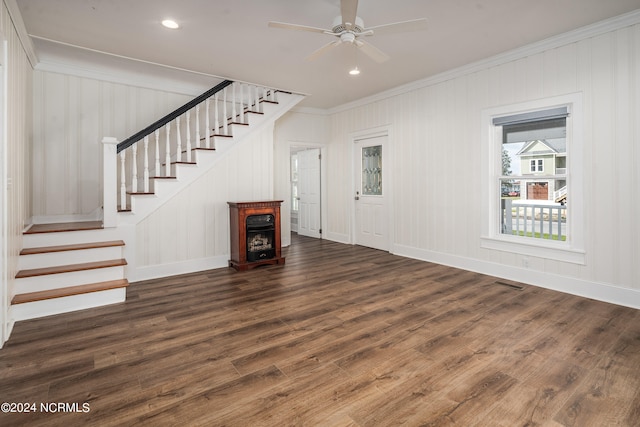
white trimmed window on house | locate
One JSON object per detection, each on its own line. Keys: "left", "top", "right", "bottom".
{"left": 481, "top": 94, "right": 585, "bottom": 265}
{"left": 530, "top": 159, "right": 544, "bottom": 173}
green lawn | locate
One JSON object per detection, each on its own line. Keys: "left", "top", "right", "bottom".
{"left": 512, "top": 230, "right": 566, "bottom": 241}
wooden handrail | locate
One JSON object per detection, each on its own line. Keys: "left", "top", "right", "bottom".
{"left": 116, "top": 80, "right": 234, "bottom": 153}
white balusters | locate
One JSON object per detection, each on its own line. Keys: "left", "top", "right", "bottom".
{"left": 120, "top": 150, "right": 127, "bottom": 210}
{"left": 195, "top": 104, "right": 201, "bottom": 149}
{"left": 186, "top": 111, "right": 192, "bottom": 162}
{"left": 111, "top": 81, "right": 287, "bottom": 216}
{"left": 239, "top": 83, "right": 245, "bottom": 124}
{"left": 205, "top": 98, "right": 211, "bottom": 148}
{"left": 250, "top": 85, "right": 257, "bottom": 112}
{"left": 176, "top": 116, "right": 182, "bottom": 162}
{"left": 231, "top": 83, "right": 237, "bottom": 123}
{"left": 223, "top": 87, "right": 229, "bottom": 135}
{"left": 165, "top": 122, "right": 171, "bottom": 176}
{"left": 143, "top": 135, "right": 150, "bottom": 193}
{"left": 214, "top": 92, "right": 220, "bottom": 136}
{"left": 131, "top": 144, "right": 138, "bottom": 193}
{"left": 154, "top": 129, "right": 160, "bottom": 177}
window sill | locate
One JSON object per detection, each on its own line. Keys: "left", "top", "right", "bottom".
{"left": 480, "top": 235, "right": 585, "bottom": 265}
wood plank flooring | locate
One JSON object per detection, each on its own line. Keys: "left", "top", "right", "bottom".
{"left": 1, "top": 234, "right": 639, "bottom": 426}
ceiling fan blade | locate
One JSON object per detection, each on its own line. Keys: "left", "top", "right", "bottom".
{"left": 341, "top": 0, "right": 359, "bottom": 30}
{"left": 268, "top": 21, "right": 330, "bottom": 34}
{"left": 364, "top": 18, "right": 427, "bottom": 36}
{"left": 355, "top": 39, "right": 390, "bottom": 63}
{"left": 306, "top": 40, "right": 342, "bottom": 61}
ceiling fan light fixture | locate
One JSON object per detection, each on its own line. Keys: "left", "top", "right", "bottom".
{"left": 349, "top": 66, "right": 361, "bottom": 76}
{"left": 161, "top": 19, "right": 180, "bottom": 29}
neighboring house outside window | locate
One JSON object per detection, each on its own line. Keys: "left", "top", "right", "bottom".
{"left": 481, "top": 93, "right": 585, "bottom": 265}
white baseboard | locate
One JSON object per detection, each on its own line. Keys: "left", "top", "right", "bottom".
{"left": 131, "top": 255, "right": 230, "bottom": 283}
{"left": 393, "top": 243, "right": 640, "bottom": 310}
{"left": 325, "top": 232, "right": 351, "bottom": 245}
{"left": 1, "top": 320, "right": 15, "bottom": 348}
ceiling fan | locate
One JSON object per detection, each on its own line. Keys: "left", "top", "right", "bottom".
{"left": 268, "top": 0, "right": 427, "bottom": 63}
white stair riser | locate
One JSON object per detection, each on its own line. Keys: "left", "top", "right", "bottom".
{"left": 15, "top": 266, "right": 125, "bottom": 294}
{"left": 23, "top": 227, "right": 123, "bottom": 248}
{"left": 19, "top": 246, "right": 124, "bottom": 270}
{"left": 11, "top": 288, "right": 126, "bottom": 321}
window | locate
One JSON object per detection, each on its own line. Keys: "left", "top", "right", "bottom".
{"left": 529, "top": 159, "right": 544, "bottom": 173}
{"left": 481, "top": 94, "right": 585, "bottom": 264}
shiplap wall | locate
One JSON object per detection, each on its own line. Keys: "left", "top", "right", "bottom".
{"left": 278, "top": 20, "right": 640, "bottom": 303}
{"left": 1, "top": 0, "right": 33, "bottom": 344}
{"left": 32, "top": 71, "right": 194, "bottom": 220}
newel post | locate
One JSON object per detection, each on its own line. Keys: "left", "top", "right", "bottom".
{"left": 102, "top": 137, "right": 119, "bottom": 228}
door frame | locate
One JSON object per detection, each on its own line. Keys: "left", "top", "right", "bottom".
{"left": 288, "top": 142, "right": 327, "bottom": 242}
{"left": 350, "top": 125, "right": 394, "bottom": 252}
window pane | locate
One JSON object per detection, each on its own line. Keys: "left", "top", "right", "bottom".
{"left": 362, "top": 145, "right": 382, "bottom": 196}
{"left": 500, "top": 116, "right": 567, "bottom": 241}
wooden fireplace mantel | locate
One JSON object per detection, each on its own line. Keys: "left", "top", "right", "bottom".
{"left": 228, "top": 200, "right": 285, "bottom": 271}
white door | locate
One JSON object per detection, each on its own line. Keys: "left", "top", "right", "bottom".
{"left": 354, "top": 135, "right": 389, "bottom": 251}
{"left": 297, "top": 148, "right": 321, "bottom": 238}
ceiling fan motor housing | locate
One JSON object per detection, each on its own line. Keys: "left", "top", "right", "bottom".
{"left": 331, "top": 15, "right": 365, "bottom": 34}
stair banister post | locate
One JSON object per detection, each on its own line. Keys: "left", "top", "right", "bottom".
{"left": 102, "top": 137, "right": 119, "bottom": 228}
{"left": 231, "top": 82, "right": 237, "bottom": 123}
{"left": 205, "top": 98, "right": 211, "bottom": 149}
{"left": 143, "top": 135, "right": 150, "bottom": 193}
{"left": 195, "top": 104, "right": 201, "bottom": 149}
{"left": 176, "top": 116, "right": 182, "bottom": 162}
{"left": 186, "top": 111, "right": 192, "bottom": 162}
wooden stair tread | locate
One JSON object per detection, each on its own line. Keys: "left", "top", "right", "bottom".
{"left": 20, "top": 240, "right": 125, "bottom": 255}
{"left": 25, "top": 221, "right": 103, "bottom": 234}
{"left": 16, "top": 259, "right": 127, "bottom": 278}
{"left": 11, "top": 279, "right": 129, "bottom": 304}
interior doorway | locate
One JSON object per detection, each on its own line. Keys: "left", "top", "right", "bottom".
{"left": 290, "top": 146, "right": 322, "bottom": 239}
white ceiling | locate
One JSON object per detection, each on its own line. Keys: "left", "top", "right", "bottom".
{"left": 15, "top": 0, "right": 640, "bottom": 109}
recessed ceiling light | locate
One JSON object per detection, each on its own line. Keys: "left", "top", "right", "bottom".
{"left": 349, "top": 67, "right": 360, "bottom": 76}
{"left": 162, "top": 19, "right": 179, "bottom": 29}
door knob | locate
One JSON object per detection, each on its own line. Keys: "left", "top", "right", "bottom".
{"left": 355, "top": 191, "right": 360, "bottom": 201}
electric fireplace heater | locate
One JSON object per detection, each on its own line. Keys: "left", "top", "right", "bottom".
{"left": 228, "top": 200, "right": 285, "bottom": 271}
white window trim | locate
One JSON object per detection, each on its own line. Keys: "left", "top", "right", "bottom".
{"left": 480, "top": 93, "right": 585, "bottom": 265}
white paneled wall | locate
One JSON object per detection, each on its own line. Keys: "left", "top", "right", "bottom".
{"left": 32, "top": 71, "right": 193, "bottom": 220}
{"left": 1, "top": 0, "right": 34, "bottom": 344}
{"left": 277, "top": 19, "right": 640, "bottom": 305}
{"left": 132, "top": 124, "right": 275, "bottom": 280}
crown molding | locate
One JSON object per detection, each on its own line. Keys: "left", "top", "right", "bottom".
{"left": 329, "top": 8, "right": 640, "bottom": 115}
{"left": 4, "top": 0, "right": 38, "bottom": 66}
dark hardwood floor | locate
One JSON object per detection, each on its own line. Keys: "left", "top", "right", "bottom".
{"left": 1, "top": 234, "right": 639, "bottom": 426}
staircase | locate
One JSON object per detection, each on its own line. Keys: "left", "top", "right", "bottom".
{"left": 11, "top": 81, "right": 304, "bottom": 321}
{"left": 12, "top": 222, "right": 128, "bottom": 321}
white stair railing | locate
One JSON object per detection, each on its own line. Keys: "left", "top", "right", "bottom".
{"left": 102, "top": 81, "right": 282, "bottom": 215}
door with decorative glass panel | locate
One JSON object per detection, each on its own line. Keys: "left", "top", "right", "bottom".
{"left": 354, "top": 135, "right": 389, "bottom": 251}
